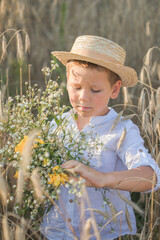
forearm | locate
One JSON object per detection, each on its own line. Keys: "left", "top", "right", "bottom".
{"left": 99, "top": 166, "right": 156, "bottom": 192}
{"left": 62, "top": 161, "right": 156, "bottom": 192}
{"left": 75, "top": 165, "right": 156, "bottom": 192}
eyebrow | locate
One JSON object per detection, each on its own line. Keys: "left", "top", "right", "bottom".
{"left": 70, "top": 70, "right": 102, "bottom": 87}
{"left": 71, "top": 69, "right": 82, "bottom": 79}
{"left": 91, "top": 84, "right": 99, "bottom": 87}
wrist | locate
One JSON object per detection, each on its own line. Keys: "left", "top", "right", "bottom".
{"left": 101, "top": 172, "right": 115, "bottom": 189}
{"left": 82, "top": 169, "right": 106, "bottom": 188}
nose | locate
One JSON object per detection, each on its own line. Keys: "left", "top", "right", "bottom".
{"left": 79, "top": 89, "right": 90, "bottom": 102}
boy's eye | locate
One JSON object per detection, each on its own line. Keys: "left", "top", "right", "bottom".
{"left": 91, "top": 89, "right": 101, "bottom": 93}
{"left": 72, "top": 85, "right": 81, "bottom": 90}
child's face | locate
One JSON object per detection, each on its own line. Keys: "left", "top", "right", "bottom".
{"left": 67, "top": 64, "right": 121, "bottom": 118}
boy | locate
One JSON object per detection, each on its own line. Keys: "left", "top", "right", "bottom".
{"left": 41, "top": 35, "right": 160, "bottom": 239}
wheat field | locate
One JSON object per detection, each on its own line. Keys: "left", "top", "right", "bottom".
{"left": 0, "top": 0, "right": 160, "bottom": 239}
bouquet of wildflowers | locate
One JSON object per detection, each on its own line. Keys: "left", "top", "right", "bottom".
{"left": 0, "top": 61, "right": 100, "bottom": 227}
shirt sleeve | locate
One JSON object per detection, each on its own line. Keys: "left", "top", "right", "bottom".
{"left": 116, "top": 120, "right": 160, "bottom": 192}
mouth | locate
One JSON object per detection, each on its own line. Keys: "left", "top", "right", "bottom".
{"left": 77, "top": 105, "right": 92, "bottom": 111}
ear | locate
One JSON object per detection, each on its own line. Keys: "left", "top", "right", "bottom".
{"left": 110, "top": 80, "right": 121, "bottom": 99}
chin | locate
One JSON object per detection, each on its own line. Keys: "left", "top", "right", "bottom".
{"left": 77, "top": 111, "right": 92, "bottom": 118}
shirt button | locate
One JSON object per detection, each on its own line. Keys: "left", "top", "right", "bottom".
{"left": 68, "top": 218, "right": 71, "bottom": 222}
{"left": 139, "top": 149, "right": 143, "bottom": 152}
{"left": 69, "top": 199, "right": 73, "bottom": 203}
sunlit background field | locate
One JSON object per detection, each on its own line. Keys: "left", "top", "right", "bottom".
{"left": 0, "top": 0, "right": 160, "bottom": 239}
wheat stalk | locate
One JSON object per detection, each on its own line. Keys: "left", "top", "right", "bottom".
{"left": 30, "top": 168, "right": 44, "bottom": 202}
{"left": 117, "top": 127, "right": 126, "bottom": 150}
{"left": 2, "top": 215, "right": 10, "bottom": 240}
{"left": 25, "top": 33, "right": 30, "bottom": 54}
{"left": 2, "top": 35, "right": 7, "bottom": 59}
{"left": 0, "top": 90, "right": 4, "bottom": 122}
{"left": 21, "top": 130, "right": 40, "bottom": 172}
{"left": 16, "top": 32, "right": 24, "bottom": 61}
{"left": 110, "top": 110, "right": 123, "bottom": 132}
{"left": 82, "top": 218, "right": 92, "bottom": 240}
{"left": 16, "top": 168, "right": 24, "bottom": 203}
{"left": 81, "top": 185, "right": 101, "bottom": 240}
{"left": 0, "top": 170, "right": 7, "bottom": 206}
{"left": 117, "top": 191, "right": 144, "bottom": 216}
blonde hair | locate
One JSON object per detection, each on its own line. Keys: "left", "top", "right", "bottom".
{"left": 66, "top": 60, "right": 121, "bottom": 86}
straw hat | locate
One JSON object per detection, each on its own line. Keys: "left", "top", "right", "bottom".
{"left": 52, "top": 35, "right": 138, "bottom": 87}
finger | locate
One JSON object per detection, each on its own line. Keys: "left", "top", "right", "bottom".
{"left": 62, "top": 160, "right": 81, "bottom": 169}
{"left": 64, "top": 168, "right": 75, "bottom": 175}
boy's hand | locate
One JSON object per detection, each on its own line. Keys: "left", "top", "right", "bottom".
{"left": 62, "top": 160, "right": 105, "bottom": 188}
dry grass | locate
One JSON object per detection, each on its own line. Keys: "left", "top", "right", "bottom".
{"left": 0, "top": 1, "right": 160, "bottom": 239}
{"left": 0, "top": 48, "right": 160, "bottom": 239}
{"left": 1, "top": 0, "right": 160, "bottom": 96}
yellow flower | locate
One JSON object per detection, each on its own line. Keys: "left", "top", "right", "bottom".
{"left": 60, "top": 173, "right": 68, "bottom": 184}
{"left": 48, "top": 174, "right": 55, "bottom": 184}
{"left": 42, "top": 158, "right": 49, "bottom": 166}
{"left": 48, "top": 166, "right": 68, "bottom": 186}
{"left": 15, "top": 135, "right": 28, "bottom": 153}
{"left": 14, "top": 171, "right": 18, "bottom": 179}
{"left": 53, "top": 174, "right": 61, "bottom": 186}
{"left": 33, "top": 139, "right": 44, "bottom": 148}
{"left": 15, "top": 136, "right": 44, "bottom": 154}
{"left": 48, "top": 173, "right": 61, "bottom": 186}
{"left": 52, "top": 165, "right": 60, "bottom": 172}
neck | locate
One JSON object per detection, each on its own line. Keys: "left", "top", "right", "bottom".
{"left": 76, "top": 116, "right": 90, "bottom": 130}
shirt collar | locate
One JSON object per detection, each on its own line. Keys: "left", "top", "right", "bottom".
{"left": 69, "top": 108, "right": 118, "bottom": 127}
{"left": 90, "top": 108, "right": 118, "bottom": 126}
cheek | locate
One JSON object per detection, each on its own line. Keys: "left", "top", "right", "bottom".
{"left": 68, "top": 88, "right": 78, "bottom": 101}
{"left": 94, "top": 94, "right": 109, "bottom": 106}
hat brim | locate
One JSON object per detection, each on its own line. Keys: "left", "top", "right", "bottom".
{"left": 52, "top": 51, "right": 138, "bottom": 87}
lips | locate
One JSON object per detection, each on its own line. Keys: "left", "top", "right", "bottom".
{"left": 77, "top": 105, "right": 91, "bottom": 109}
